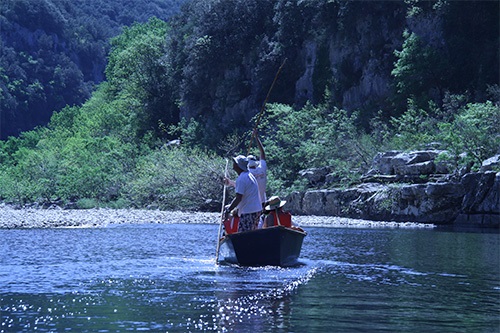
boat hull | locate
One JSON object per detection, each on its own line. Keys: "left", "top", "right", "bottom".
{"left": 219, "top": 226, "right": 306, "bottom": 267}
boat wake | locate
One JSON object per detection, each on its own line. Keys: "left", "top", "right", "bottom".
{"left": 185, "top": 265, "right": 320, "bottom": 331}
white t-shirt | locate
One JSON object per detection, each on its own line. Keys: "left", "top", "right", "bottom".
{"left": 249, "top": 159, "right": 267, "bottom": 203}
{"left": 235, "top": 171, "right": 262, "bottom": 215}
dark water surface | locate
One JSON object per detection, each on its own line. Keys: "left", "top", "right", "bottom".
{"left": 1, "top": 221, "right": 499, "bottom": 332}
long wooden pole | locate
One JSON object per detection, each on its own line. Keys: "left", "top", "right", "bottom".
{"left": 247, "top": 58, "right": 287, "bottom": 154}
{"left": 215, "top": 159, "right": 229, "bottom": 263}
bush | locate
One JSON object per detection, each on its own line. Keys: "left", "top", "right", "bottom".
{"left": 76, "top": 198, "right": 100, "bottom": 209}
{"left": 257, "top": 102, "right": 374, "bottom": 194}
{"left": 124, "top": 145, "right": 226, "bottom": 210}
{"left": 438, "top": 101, "right": 500, "bottom": 169}
{"left": 389, "top": 98, "right": 439, "bottom": 149}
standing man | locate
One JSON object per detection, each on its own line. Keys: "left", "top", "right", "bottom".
{"left": 247, "top": 130, "right": 267, "bottom": 208}
{"left": 224, "top": 155, "right": 262, "bottom": 232}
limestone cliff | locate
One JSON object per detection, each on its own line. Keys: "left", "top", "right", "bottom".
{"left": 286, "top": 152, "right": 500, "bottom": 228}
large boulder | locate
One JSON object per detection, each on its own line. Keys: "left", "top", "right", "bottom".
{"left": 292, "top": 181, "right": 466, "bottom": 224}
{"left": 481, "top": 155, "right": 500, "bottom": 172}
{"left": 298, "top": 167, "right": 332, "bottom": 187}
{"left": 286, "top": 191, "right": 304, "bottom": 215}
{"left": 455, "top": 172, "right": 500, "bottom": 227}
{"left": 391, "top": 182, "right": 465, "bottom": 223}
{"left": 346, "top": 183, "right": 394, "bottom": 221}
{"left": 394, "top": 160, "right": 435, "bottom": 176}
{"left": 369, "top": 151, "right": 400, "bottom": 175}
{"left": 287, "top": 152, "right": 499, "bottom": 228}
{"left": 367, "top": 150, "right": 449, "bottom": 176}
{"left": 461, "top": 172, "right": 498, "bottom": 213}
{"left": 300, "top": 190, "right": 325, "bottom": 215}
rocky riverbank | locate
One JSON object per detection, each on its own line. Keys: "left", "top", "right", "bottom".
{"left": 1, "top": 151, "right": 497, "bottom": 230}
{"left": 286, "top": 151, "right": 500, "bottom": 228}
{"left": 0, "top": 204, "right": 432, "bottom": 229}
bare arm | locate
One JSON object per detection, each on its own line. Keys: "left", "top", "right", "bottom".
{"left": 225, "top": 193, "right": 243, "bottom": 216}
{"left": 224, "top": 177, "right": 236, "bottom": 187}
{"left": 254, "top": 130, "right": 266, "bottom": 160}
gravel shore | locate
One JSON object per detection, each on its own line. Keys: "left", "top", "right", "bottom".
{"left": 0, "top": 204, "right": 434, "bottom": 229}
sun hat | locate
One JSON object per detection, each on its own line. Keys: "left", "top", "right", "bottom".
{"left": 247, "top": 154, "right": 259, "bottom": 168}
{"left": 232, "top": 155, "right": 248, "bottom": 171}
{"left": 265, "top": 196, "right": 286, "bottom": 211}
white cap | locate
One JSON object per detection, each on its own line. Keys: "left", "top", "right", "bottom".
{"left": 247, "top": 155, "right": 259, "bottom": 168}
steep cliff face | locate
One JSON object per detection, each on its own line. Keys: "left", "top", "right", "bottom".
{"left": 300, "top": 7, "right": 408, "bottom": 113}
{"left": 2, "top": 0, "right": 497, "bottom": 144}
{"left": 173, "top": 1, "right": 412, "bottom": 139}
{"left": 175, "top": 0, "right": 498, "bottom": 140}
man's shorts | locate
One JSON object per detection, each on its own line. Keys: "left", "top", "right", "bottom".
{"left": 238, "top": 211, "right": 262, "bottom": 232}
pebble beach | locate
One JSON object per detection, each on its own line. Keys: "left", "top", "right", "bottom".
{"left": 0, "top": 204, "right": 434, "bottom": 229}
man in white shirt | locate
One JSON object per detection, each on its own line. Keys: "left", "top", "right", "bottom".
{"left": 224, "top": 155, "right": 262, "bottom": 232}
{"left": 247, "top": 131, "right": 267, "bottom": 208}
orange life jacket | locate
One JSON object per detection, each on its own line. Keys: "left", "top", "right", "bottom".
{"left": 269, "top": 210, "right": 292, "bottom": 227}
{"left": 223, "top": 216, "right": 239, "bottom": 234}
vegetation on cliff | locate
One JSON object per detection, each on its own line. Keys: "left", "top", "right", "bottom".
{"left": 0, "top": 0, "right": 498, "bottom": 210}
{"left": 0, "top": 0, "right": 186, "bottom": 139}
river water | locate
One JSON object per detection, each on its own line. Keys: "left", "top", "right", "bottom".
{"left": 0, "top": 218, "right": 499, "bottom": 332}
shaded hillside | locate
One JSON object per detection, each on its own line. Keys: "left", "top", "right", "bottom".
{"left": 1, "top": 0, "right": 498, "bottom": 144}
{"left": 0, "top": 0, "right": 186, "bottom": 139}
{"left": 164, "top": 0, "right": 498, "bottom": 145}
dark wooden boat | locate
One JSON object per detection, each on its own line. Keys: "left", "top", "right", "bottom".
{"left": 218, "top": 225, "right": 306, "bottom": 267}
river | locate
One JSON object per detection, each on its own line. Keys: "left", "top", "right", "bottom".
{"left": 0, "top": 213, "right": 498, "bottom": 332}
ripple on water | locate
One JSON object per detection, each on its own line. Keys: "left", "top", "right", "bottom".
{"left": 1, "top": 222, "right": 498, "bottom": 332}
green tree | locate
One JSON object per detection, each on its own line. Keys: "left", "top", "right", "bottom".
{"left": 438, "top": 101, "right": 500, "bottom": 168}
{"left": 125, "top": 146, "right": 224, "bottom": 210}
{"left": 106, "top": 17, "right": 177, "bottom": 139}
{"left": 258, "top": 102, "right": 367, "bottom": 193}
{"left": 442, "top": 1, "right": 499, "bottom": 98}
{"left": 392, "top": 30, "right": 448, "bottom": 112}
{"left": 389, "top": 98, "right": 438, "bottom": 149}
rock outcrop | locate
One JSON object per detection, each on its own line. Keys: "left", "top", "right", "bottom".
{"left": 286, "top": 152, "right": 500, "bottom": 228}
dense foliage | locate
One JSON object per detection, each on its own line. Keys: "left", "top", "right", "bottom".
{"left": 255, "top": 97, "right": 500, "bottom": 192}
{"left": 0, "top": 0, "right": 498, "bottom": 210}
{"left": 163, "top": 0, "right": 499, "bottom": 143}
{"left": 0, "top": 0, "right": 186, "bottom": 139}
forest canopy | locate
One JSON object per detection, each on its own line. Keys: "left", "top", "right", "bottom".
{"left": 0, "top": 0, "right": 186, "bottom": 139}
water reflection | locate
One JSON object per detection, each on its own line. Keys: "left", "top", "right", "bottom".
{"left": 209, "top": 265, "right": 318, "bottom": 332}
